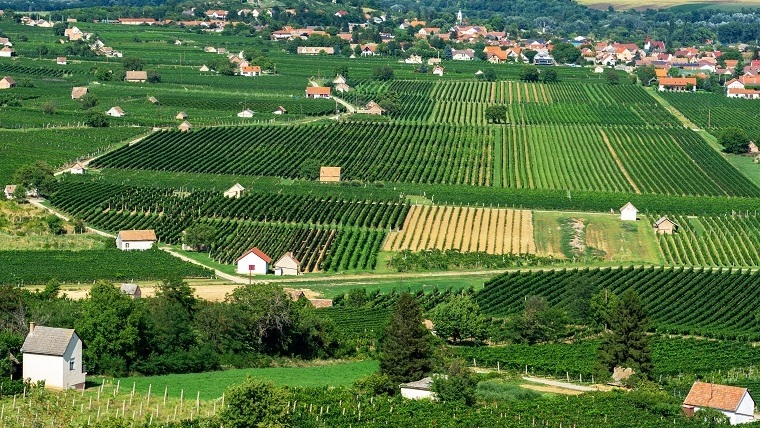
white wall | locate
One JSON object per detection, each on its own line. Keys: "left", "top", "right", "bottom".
{"left": 116, "top": 237, "right": 154, "bottom": 251}
{"left": 237, "top": 253, "right": 268, "bottom": 274}
{"left": 400, "top": 388, "right": 434, "bottom": 400}
{"left": 24, "top": 353, "right": 63, "bottom": 388}
{"left": 620, "top": 208, "right": 637, "bottom": 221}
{"left": 62, "top": 335, "right": 86, "bottom": 389}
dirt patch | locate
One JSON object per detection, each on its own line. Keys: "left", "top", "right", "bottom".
{"left": 519, "top": 384, "right": 584, "bottom": 395}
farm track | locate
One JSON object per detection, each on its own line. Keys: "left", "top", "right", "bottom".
{"left": 599, "top": 129, "right": 641, "bottom": 194}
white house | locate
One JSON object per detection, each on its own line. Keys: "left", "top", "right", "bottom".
{"left": 400, "top": 377, "right": 436, "bottom": 400}
{"left": 432, "top": 65, "right": 445, "bottom": 76}
{"left": 683, "top": 382, "right": 755, "bottom": 425}
{"left": 106, "top": 106, "right": 125, "bottom": 117}
{"left": 274, "top": 252, "right": 301, "bottom": 275}
{"left": 273, "top": 106, "right": 287, "bottom": 115}
{"left": 619, "top": 202, "right": 638, "bottom": 221}
{"left": 236, "top": 247, "right": 271, "bottom": 275}
{"left": 70, "top": 162, "right": 87, "bottom": 175}
{"left": 223, "top": 183, "right": 245, "bottom": 198}
{"left": 116, "top": 229, "right": 157, "bottom": 250}
{"left": 21, "top": 323, "right": 86, "bottom": 390}
{"left": 237, "top": 109, "right": 254, "bottom": 118}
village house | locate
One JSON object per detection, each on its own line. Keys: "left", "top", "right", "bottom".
{"left": 653, "top": 216, "right": 679, "bottom": 234}
{"left": 273, "top": 106, "right": 287, "bottom": 115}
{"left": 405, "top": 54, "right": 423, "bottom": 64}
{"left": 118, "top": 18, "right": 157, "bottom": 25}
{"left": 237, "top": 109, "right": 254, "bottom": 118}
{"left": 357, "top": 101, "right": 385, "bottom": 115}
{"left": 333, "top": 75, "right": 347, "bottom": 85}
{"left": 306, "top": 86, "right": 331, "bottom": 99}
{"left": 427, "top": 57, "right": 442, "bottom": 66}
{"left": 320, "top": 166, "right": 341, "bottom": 183}
{"left": 64, "top": 28, "right": 82, "bottom": 41}
{"left": 106, "top": 106, "right": 125, "bottom": 117}
{"left": 71, "top": 87, "right": 88, "bottom": 99}
{"left": 619, "top": 202, "right": 638, "bottom": 221}
{"left": 274, "top": 252, "right": 301, "bottom": 275}
{"left": 120, "top": 283, "right": 142, "bottom": 299}
{"left": 57, "top": 56, "right": 67, "bottom": 65}
{"left": 658, "top": 77, "right": 696, "bottom": 92}
{"left": 0, "top": 46, "right": 15, "bottom": 57}
{"left": 240, "top": 65, "right": 261, "bottom": 76}
{"left": 178, "top": 120, "right": 192, "bottom": 131}
{"left": 484, "top": 46, "right": 507, "bottom": 63}
{"left": 452, "top": 49, "right": 474, "bottom": 61}
{"left": 116, "top": 229, "right": 157, "bottom": 250}
{"left": 297, "top": 46, "right": 335, "bottom": 55}
{"left": 125, "top": 71, "right": 148, "bottom": 82}
{"left": 0, "top": 76, "right": 15, "bottom": 89}
{"left": 205, "top": 10, "right": 228, "bottom": 20}
{"left": 335, "top": 82, "right": 351, "bottom": 93}
{"left": 683, "top": 382, "right": 754, "bottom": 425}
{"left": 21, "top": 323, "right": 86, "bottom": 390}
{"left": 400, "top": 377, "right": 436, "bottom": 400}
{"left": 534, "top": 51, "right": 555, "bottom": 66}
{"left": 69, "top": 162, "right": 87, "bottom": 175}
{"left": 726, "top": 79, "right": 760, "bottom": 99}
{"left": 224, "top": 183, "right": 245, "bottom": 198}
{"left": 236, "top": 247, "right": 271, "bottom": 275}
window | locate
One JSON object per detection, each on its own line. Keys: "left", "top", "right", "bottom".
{"left": 248, "top": 264, "right": 255, "bottom": 271}
{"left": 70, "top": 358, "right": 75, "bottom": 371}
{"left": 125, "top": 242, "right": 129, "bottom": 249}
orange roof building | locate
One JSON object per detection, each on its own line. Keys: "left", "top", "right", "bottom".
{"left": 682, "top": 382, "right": 754, "bottom": 424}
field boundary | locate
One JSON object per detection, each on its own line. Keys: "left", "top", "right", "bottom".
{"left": 599, "top": 129, "right": 641, "bottom": 194}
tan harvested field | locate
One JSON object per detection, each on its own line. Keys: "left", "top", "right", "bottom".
{"left": 385, "top": 205, "right": 536, "bottom": 255}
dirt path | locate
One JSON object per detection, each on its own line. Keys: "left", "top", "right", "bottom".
{"left": 161, "top": 248, "right": 247, "bottom": 284}
{"left": 599, "top": 129, "right": 641, "bottom": 194}
{"left": 521, "top": 376, "right": 598, "bottom": 392}
{"left": 54, "top": 131, "right": 153, "bottom": 176}
{"left": 308, "top": 80, "right": 356, "bottom": 113}
{"left": 28, "top": 198, "right": 115, "bottom": 238}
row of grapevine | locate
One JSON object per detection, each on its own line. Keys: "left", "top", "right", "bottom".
{"left": 92, "top": 123, "right": 493, "bottom": 186}
{"left": 476, "top": 266, "right": 760, "bottom": 339}
{"left": 662, "top": 91, "right": 760, "bottom": 136}
{"left": 0, "top": 63, "right": 70, "bottom": 78}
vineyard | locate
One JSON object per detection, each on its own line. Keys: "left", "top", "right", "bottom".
{"left": 49, "top": 180, "right": 400, "bottom": 272}
{"left": 662, "top": 92, "right": 760, "bottom": 137}
{"left": 0, "top": 62, "right": 70, "bottom": 78}
{"left": 0, "top": 248, "right": 211, "bottom": 285}
{"left": 384, "top": 206, "right": 535, "bottom": 255}
{"left": 157, "top": 93, "right": 342, "bottom": 117}
{"left": 476, "top": 266, "right": 760, "bottom": 339}
{"left": 652, "top": 214, "right": 760, "bottom": 266}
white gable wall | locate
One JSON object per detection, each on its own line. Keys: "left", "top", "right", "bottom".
{"left": 400, "top": 388, "right": 434, "bottom": 400}
{"left": 62, "top": 334, "right": 86, "bottom": 389}
{"left": 237, "top": 252, "right": 268, "bottom": 274}
{"left": 274, "top": 257, "right": 300, "bottom": 275}
{"left": 116, "top": 237, "right": 154, "bottom": 251}
{"left": 24, "top": 334, "right": 85, "bottom": 390}
{"left": 620, "top": 207, "right": 638, "bottom": 221}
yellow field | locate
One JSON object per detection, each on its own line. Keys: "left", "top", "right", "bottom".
{"left": 384, "top": 205, "right": 536, "bottom": 255}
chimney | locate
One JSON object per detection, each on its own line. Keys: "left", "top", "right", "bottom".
{"left": 29, "top": 322, "right": 35, "bottom": 332}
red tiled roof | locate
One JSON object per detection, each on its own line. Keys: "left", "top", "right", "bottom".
{"left": 236, "top": 247, "right": 271, "bottom": 263}
{"left": 684, "top": 382, "right": 748, "bottom": 412}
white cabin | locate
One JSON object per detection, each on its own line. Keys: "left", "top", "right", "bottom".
{"left": 683, "top": 382, "right": 755, "bottom": 425}
{"left": 237, "top": 109, "right": 254, "bottom": 118}
{"left": 223, "top": 183, "right": 245, "bottom": 198}
{"left": 116, "top": 229, "right": 157, "bottom": 250}
{"left": 400, "top": 377, "right": 436, "bottom": 400}
{"left": 619, "top": 202, "right": 638, "bottom": 221}
{"left": 274, "top": 252, "right": 301, "bottom": 275}
{"left": 236, "top": 247, "right": 271, "bottom": 275}
{"left": 21, "top": 323, "right": 86, "bottom": 390}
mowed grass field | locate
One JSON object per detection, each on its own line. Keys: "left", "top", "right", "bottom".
{"left": 100, "top": 360, "right": 379, "bottom": 399}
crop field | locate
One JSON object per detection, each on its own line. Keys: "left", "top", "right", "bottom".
{"left": 477, "top": 266, "right": 760, "bottom": 338}
{"left": 384, "top": 205, "right": 535, "bottom": 255}
{"left": 652, "top": 214, "right": 760, "bottom": 266}
{"left": 661, "top": 91, "right": 760, "bottom": 137}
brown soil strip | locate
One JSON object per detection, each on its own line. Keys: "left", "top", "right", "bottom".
{"left": 478, "top": 208, "right": 490, "bottom": 252}
{"left": 519, "top": 384, "right": 584, "bottom": 396}
{"left": 436, "top": 206, "right": 454, "bottom": 249}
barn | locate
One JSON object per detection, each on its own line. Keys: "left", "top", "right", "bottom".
{"left": 683, "top": 382, "right": 755, "bottom": 425}
{"left": 21, "top": 323, "right": 86, "bottom": 390}
{"left": 236, "top": 247, "right": 271, "bottom": 275}
{"left": 106, "top": 106, "right": 125, "bottom": 117}
{"left": 116, "top": 229, "right": 157, "bottom": 250}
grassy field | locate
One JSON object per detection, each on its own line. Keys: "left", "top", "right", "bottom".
{"left": 99, "top": 360, "right": 379, "bottom": 399}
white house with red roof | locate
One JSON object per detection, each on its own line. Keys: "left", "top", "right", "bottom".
{"left": 682, "top": 381, "right": 754, "bottom": 425}
{"left": 236, "top": 247, "right": 271, "bottom": 274}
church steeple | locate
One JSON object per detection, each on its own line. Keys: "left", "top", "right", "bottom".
{"left": 456, "top": 9, "right": 463, "bottom": 25}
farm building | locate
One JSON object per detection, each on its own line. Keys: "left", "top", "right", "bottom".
{"left": 725, "top": 80, "right": 760, "bottom": 99}
{"left": 653, "top": 216, "right": 679, "bottom": 234}
{"left": 682, "top": 382, "right": 754, "bottom": 425}
{"left": 0, "top": 75, "right": 15, "bottom": 89}
{"left": 594, "top": 65, "right": 604, "bottom": 73}
{"left": 320, "top": 166, "right": 341, "bottom": 183}
{"left": 116, "top": 229, "right": 157, "bottom": 250}
{"left": 0, "top": 46, "right": 15, "bottom": 57}
{"left": 4, "top": 184, "right": 16, "bottom": 199}
{"left": 199, "top": 65, "right": 210, "bottom": 72}
{"left": 178, "top": 121, "right": 192, "bottom": 132}
{"left": 306, "top": 86, "right": 331, "bottom": 99}
{"left": 223, "top": 183, "right": 245, "bottom": 198}
{"left": 106, "top": 106, "right": 125, "bottom": 117}
{"left": 69, "top": 162, "right": 87, "bottom": 175}
{"left": 273, "top": 106, "right": 287, "bottom": 115}
{"left": 175, "top": 111, "right": 188, "bottom": 120}
{"left": 125, "top": 70, "right": 148, "bottom": 82}
{"left": 237, "top": 109, "right": 254, "bottom": 118}
{"left": 71, "top": 86, "right": 88, "bottom": 99}
{"left": 57, "top": 56, "right": 67, "bottom": 65}
{"left": 274, "top": 252, "right": 301, "bottom": 275}
{"left": 333, "top": 75, "right": 346, "bottom": 85}
{"left": 236, "top": 247, "right": 271, "bottom": 275}
{"left": 658, "top": 77, "right": 697, "bottom": 92}
{"left": 432, "top": 65, "right": 445, "bottom": 76}
{"left": 21, "top": 323, "right": 86, "bottom": 390}
{"left": 240, "top": 65, "right": 261, "bottom": 76}
{"left": 452, "top": 49, "right": 475, "bottom": 60}
{"left": 358, "top": 101, "right": 385, "bottom": 115}
{"left": 120, "top": 283, "right": 141, "bottom": 299}
{"left": 750, "top": 142, "right": 759, "bottom": 154}
{"left": 148, "top": 96, "right": 158, "bottom": 104}
{"left": 399, "top": 377, "right": 436, "bottom": 400}
{"left": 619, "top": 202, "right": 638, "bottom": 221}
{"left": 335, "top": 82, "right": 351, "bottom": 93}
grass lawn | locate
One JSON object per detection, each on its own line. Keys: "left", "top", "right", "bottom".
{"left": 99, "top": 360, "right": 378, "bottom": 399}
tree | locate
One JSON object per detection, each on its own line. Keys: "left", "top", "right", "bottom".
{"left": 540, "top": 68, "right": 558, "bottom": 83}
{"left": 85, "top": 111, "right": 109, "bottom": 127}
{"left": 605, "top": 70, "right": 620, "bottom": 85}
{"left": 718, "top": 127, "right": 750, "bottom": 154}
{"left": 485, "top": 105, "right": 508, "bottom": 124}
{"left": 598, "top": 289, "right": 652, "bottom": 377}
{"left": 334, "top": 65, "right": 349, "bottom": 79}
{"left": 512, "top": 296, "right": 568, "bottom": 344}
{"left": 590, "top": 288, "right": 617, "bottom": 329}
{"left": 220, "top": 378, "right": 290, "bottom": 428}
{"left": 667, "top": 67, "right": 681, "bottom": 77}
{"left": 79, "top": 93, "right": 98, "bottom": 110}
{"left": 183, "top": 223, "right": 215, "bottom": 251}
{"left": 41, "top": 101, "right": 56, "bottom": 115}
{"left": 224, "top": 284, "right": 294, "bottom": 354}
{"left": 483, "top": 68, "right": 497, "bottom": 82}
{"left": 565, "top": 277, "right": 597, "bottom": 324}
{"left": 52, "top": 22, "right": 67, "bottom": 36}
{"left": 146, "top": 70, "right": 161, "bottom": 84}
{"left": 431, "top": 358, "right": 476, "bottom": 405}
{"left": 373, "top": 66, "right": 394, "bottom": 81}
{"left": 45, "top": 214, "right": 64, "bottom": 235}
{"left": 12, "top": 185, "right": 28, "bottom": 201}
{"left": 635, "top": 65, "right": 656, "bottom": 86}
{"left": 522, "top": 49, "right": 538, "bottom": 64}
{"left": 429, "top": 295, "right": 487, "bottom": 343}
{"left": 379, "top": 293, "right": 433, "bottom": 384}
{"left": 13, "top": 161, "right": 55, "bottom": 195}
{"left": 122, "top": 56, "right": 144, "bottom": 71}
{"left": 146, "top": 278, "right": 198, "bottom": 354}
{"left": 519, "top": 65, "right": 539, "bottom": 82}
{"left": 551, "top": 42, "right": 581, "bottom": 64}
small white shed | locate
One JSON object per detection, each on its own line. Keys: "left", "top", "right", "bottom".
{"left": 683, "top": 381, "right": 755, "bottom": 425}
{"left": 237, "top": 109, "right": 254, "bottom": 118}
{"left": 120, "top": 283, "right": 142, "bottom": 299}
{"left": 116, "top": 229, "right": 157, "bottom": 250}
{"left": 274, "top": 252, "right": 301, "bottom": 275}
{"left": 21, "top": 323, "right": 86, "bottom": 390}
{"left": 223, "top": 183, "right": 245, "bottom": 198}
{"left": 400, "top": 377, "right": 436, "bottom": 400}
{"left": 70, "top": 162, "right": 87, "bottom": 175}
{"left": 236, "top": 247, "right": 271, "bottom": 275}
{"left": 106, "top": 106, "right": 125, "bottom": 117}
{"left": 619, "top": 202, "right": 638, "bottom": 221}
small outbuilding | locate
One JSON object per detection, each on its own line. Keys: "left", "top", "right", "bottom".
{"left": 306, "top": 86, "right": 331, "bottom": 99}
{"left": 21, "top": 323, "right": 86, "bottom": 390}
{"left": 273, "top": 106, "right": 287, "bottom": 115}
{"left": 71, "top": 86, "right": 88, "bottom": 99}
{"left": 682, "top": 382, "right": 754, "bottom": 425}
{"left": 116, "top": 229, "right": 157, "bottom": 250}
{"left": 236, "top": 247, "right": 271, "bottom": 275}
{"left": 274, "top": 252, "right": 301, "bottom": 275}
{"left": 358, "top": 101, "right": 385, "bottom": 115}
{"left": 120, "top": 283, "right": 142, "bottom": 299}
{"left": 400, "top": 377, "right": 436, "bottom": 400}
{"left": 319, "top": 166, "right": 341, "bottom": 183}
{"left": 125, "top": 70, "right": 148, "bottom": 82}
{"left": 223, "top": 183, "right": 245, "bottom": 198}
{"left": 237, "top": 109, "right": 254, "bottom": 118}
{"left": 178, "top": 120, "right": 192, "bottom": 132}
{"left": 106, "top": 106, "right": 125, "bottom": 117}
{"left": 619, "top": 202, "right": 638, "bottom": 221}
{"left": 432, "top": 65, "right": 445, "bottom": 76}
{"left": 147, "top": 96, "right": 158, "bottom": 104}
{"left": 4, "top": 184, "right": 17, "bottom": 199}
{"left": 0, "top": 75, "right": 15, "bottom": 89}
{"left": 57, "top": 56, "right": 67, "bottom": 65}
{"left": 653, "top": 216, "right": 679, "bottom": 234}
{"left": 175, "top": 111, "right": 188, "bottom": 120}
{"left": 70, "top": 162, "right": 87, "bottom": 175}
